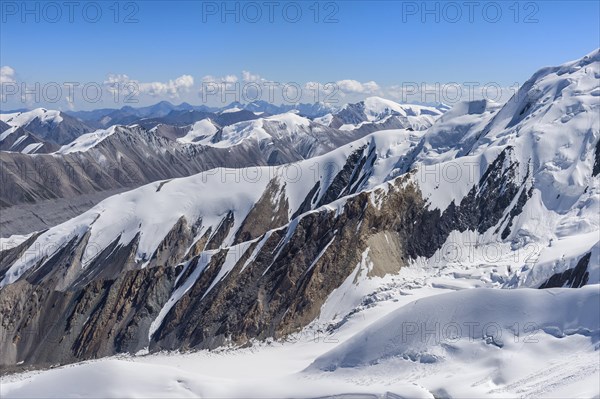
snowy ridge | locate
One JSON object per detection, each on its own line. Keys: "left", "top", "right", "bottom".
{"left": 178, "top": 112, "right": 331, "bottom": 148}
{"left": 2, "top": 49, "right": 599, "bottom": 291}
{"left": 0, "top": 128, "right": 422, "bottom": 287}
{"left": 362, "top": 96, "right": 442, "bottom": 120}
{"left": 0, "top": 108, "right": 63, "bottom": 134}
{"left": 400, "top": 49, "right": 600, "bottom": 288}
{"left": 176, "top": 119, "right": 219, "bottom": 144}
{"left": 3, "top": 51, "right": 599, "bottom": 293}
{"left": 56, "top": 125, "right": 119, "bottom": 154}
{"left": 331, "top": 96, "right": 444, "bottom": 131}
{"left": 0, "top": 107, "right": 93, "bottom": 150}
{"left": 0, "top": 109, "right": 64, "bottom": 144}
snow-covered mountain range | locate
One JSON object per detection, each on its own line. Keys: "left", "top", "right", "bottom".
{"left": 0, "top": 97, "right": 441, "bottom": 154}
{"left": 0, "top": 98, "right": 442, "bottom": 236}
{"left": 0, "top": 108, "right": 92, "bottom": 152}
{"left": 0, "top": 50, "right": 599, "bottom": 397}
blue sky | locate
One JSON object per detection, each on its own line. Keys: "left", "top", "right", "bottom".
{"left": 1, "top": 0, "right": 599, "bottom": 109}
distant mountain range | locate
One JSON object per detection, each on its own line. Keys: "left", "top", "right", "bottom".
{"left": 0, "top": 97, "right": 444, "bottom": 235}
{"left": 0, "top": 97, "right": 443, "bottom": 154}
{"left": 65, "top": 100, "right": 340, "bottom": 127}
{"left": 0, "top": 108, "right": 93, "bottom": 148}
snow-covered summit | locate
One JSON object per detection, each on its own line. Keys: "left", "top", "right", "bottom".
{"left": 56, "top": 125, "right": 120, "bottom": 154}
{"left": 0, "top": 108, "right": 63, "bottom": 130}
{"left": 330, "top": 97, "right": 444, "bottom": 131}
{"left": 361, "top": 96, "right": 443, "bottom": 120}
{"left": 0, "top": 107, "right": 92, "bottom": 146}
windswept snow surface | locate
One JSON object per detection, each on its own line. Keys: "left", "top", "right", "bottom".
{"left": 311, "top": 286, "right": 600, "bottom": 371}
{"left": 2, "top": 283, "right": 598, "bottom": 398}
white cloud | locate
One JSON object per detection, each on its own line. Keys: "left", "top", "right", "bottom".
{"left": 140, "top": 75, "right": 194, "bottom": 97}
{"left": 385, "top": 82, "right": 517, "bottom": 104}
{"left": 201, "top": 74, "right": 238, "bottom": 84}
{"left": 199, "top": 74, "right": 240, "bottom": 93}
{"left": 1, "top": 66, "right": 18, "bottom": 103}
{"left": 104, "top": 73, "right": 195, "bottom": 98}
{"left": 335, "top": 79, "right": 381, "bottom": 94}
{"left": 104, "top": 73, "right": 131, "bottom": 87}
{"left": 0, "top": 66, "right": 16, "bottom": 85}
{"left": 242, "top": 71, "right": 263, "bottom": 83}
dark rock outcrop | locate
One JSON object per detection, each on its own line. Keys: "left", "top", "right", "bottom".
{"left": 539, "top": 253, "right": 591, "bottom": 289}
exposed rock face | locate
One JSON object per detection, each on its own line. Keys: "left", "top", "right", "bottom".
{"left": 149, "top": 147, "right": 527, "bottom": 351}
{"left": 539, "top": 253, "right": 591, "bottom": 289}
{"left": 0, "top": 265, "right": 178, "bottom": 371}
{"left": 0, "top": 127, "right": 58, "bottom": 154}
{"left": 233, "top": 179, "right": 289, "bottom": 244}
{"left": 0, "top": 142, "right": 529, "bottom": 370}
{"left": 22, "top": 112, "right": 92, "bottom": 145}
{"left": 594, "top": 139, "right": 600, "bottom": 177}
{"left": 0, "top": 120, "right": 10, "bottom": 133}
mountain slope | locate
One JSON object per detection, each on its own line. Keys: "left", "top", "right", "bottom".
{"left": 0, "top": 50, "right": 598, "bottom": 374}
{"left": 0, "top": 109, "right": 93, "bottom": 146}
{"left": 3, "top": 285, "right": 597, "bottom": 398}
{"left": 1, "top": 105, "right": 441, "bottom": 236}
{"left": 0, "top": 127, "right": 58, "bottom": 154}
{"left": 325, "top": 96, "right": 443, "bottom": 131}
